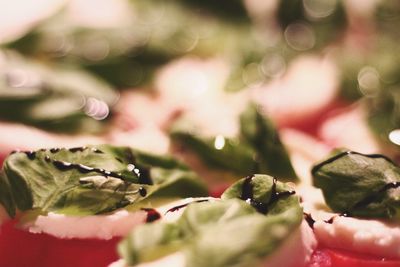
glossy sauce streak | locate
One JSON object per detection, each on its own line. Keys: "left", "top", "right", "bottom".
{"left": 125, "top": 149, "right": 153, "bottom": 185}
{"left": 68, "top": 147, "right": 104, "bottom": 154}
{"left": 165, "top": 199, "right": 209, "bottom": 214}
{"left": 240, "top": 175, "right": 295, "bottom": 214}
{"left": 139, "top": 187, "right": 147, "bottom": 197}
{"left": 52, "top": 160, "right": 124, "bottom": 179}
{"left": 304, "top": 213, "right": 349, "bottom": 229}
{"left": 24, "top": 151, "right": 36, "bottom": 160}
{"left": 69, "top": 147, "right": 87, "bottom": 153}
{"left": 303, "top": 213, "right": 315, "bottom": 228}
{"left": 50, "top": 148, "right": 60, "bottom": 154}
{"left": 141, "top": 208, "right": 161, "bottom": 223}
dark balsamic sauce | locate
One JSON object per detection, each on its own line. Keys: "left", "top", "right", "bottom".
{"left": 92, "top": 148, "right": 104, "bottom": 154}
{"left": 24, "top": 151, "right": 36, "bottom": 160}
{"left": 69, "top": 147, "right": 87, "bottom": 153}
{"left": 164, "top": 199, "right": 209, "bottom": 214}
{"left": 52, "top": 160, "right": 124, "bottom": 179}
{"left": 139, "top": 187, "right": 147, "bottom": 197}
{"left": 141, "top": 208, "right": 161, "bottom": 223}
{"left": 303, "top": 213, "right": 315, "bottom": 229}
{"left": 304, "top": 213, "right": 349, "bottom": 230}
{"left": 324, "top": 216, "right": 335, "bottom": 224}
{"left": 323, "top": 214, "right": 347, "bottom": 224}
{"left": 50, "top": 148, "right": 60, "bottom": 153}
{"left": 68, "top": 146, "right": 104, "bottom": 154}
{"left": 311, "top": 151, "right": 396, "bottom": 176}
{"left": 240, "top": 175, "right": 295, "bottom": 214}
{"left": 125, "top": 149, "right": 153, "bottom": 185}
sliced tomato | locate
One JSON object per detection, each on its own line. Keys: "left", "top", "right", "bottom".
{"left": 308, "top": 248, "right": 400, "bottom": 267}
{"left": 0, "top": 152, "right": 6, "bottom": 168}
{"left": 0, "top": 220, "right": 120, "bottom": 267}
{"left": 284, "top": 99, "right": 349, "bottom": 137}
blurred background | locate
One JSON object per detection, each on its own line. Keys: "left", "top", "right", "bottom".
{"left": 1, "top": 0, "right": 400, "bottom": 186}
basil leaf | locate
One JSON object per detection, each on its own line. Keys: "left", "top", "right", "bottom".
{"left": 171, "top": 105, "right": 297, "bottom": 182}
{"left": 7, "top": 1, "right": 254, "bottom": 88}
{"left": 0, "top": 50, "right": 117, "bottom": 133}
{"left": 312, "top": 151, "right": 400, "bottom": 219}
{"left": 170, "top": 132, "right": 256, "bottom": 176}
{"left": 119, "top": 175, "right": 302, "bottom": 267}
{"left": 240, "top": 105, "right": 298, "bottom": 181}
{"left": 0, "top": 145, "right": 207, "bottom": 217}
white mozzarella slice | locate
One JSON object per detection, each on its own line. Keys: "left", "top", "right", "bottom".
{"left": 314, "top": 215, "right": 400, "bottom": 259}
{"left": 252, "top": 55, "right": 338, "bottom": 128}
{"left": 25, "top": 197, "right": 214, "bottom": 240}
{"left": 107, "top": 126, "right": 170, "bottom": 155}
{"left": 318, "top": 105, "right": 382, "bottom": 154}
{"left": 300, "top": 186, "right": 400, "bottom": 260}
{"left": 280, "top": 129, "right": 331, "bottom": 185}
{"left": 28, "top": 210, "right": 147, "bottom": 240}
{"left": 0, "top": 121, "right": 103, "bottom": 156}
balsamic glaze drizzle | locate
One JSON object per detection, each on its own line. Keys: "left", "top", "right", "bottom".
{"left": 14, "top": 148, "right": 153, "bottom": 201}
{"left": 141, "top": 208, "right": 161, "bottom": 223}
{"left": 139, "top": 187, "right": 147, "bottom": 197}
{"left": 240, "top": 175, "right": 295, "bottom": 214}
{"left": 125, "top": 149, "right": 153, "bottom": 185}
{"left": 24, "top": 151, "right": 36, "bottom": 160}
{"left": 324, "top": 216, "right": 335, "bottom": 224}
{"left": 52, "top": 160, "right": 124, "bottom": 179}
{"left": 50, "top": 148, "right": 60, "bottom": 153}
{"left": 303, "top": 213, "right": 349, "bottom": 230}
{"left": 311, "top": 151, "right": 396, "bottom": 177}
{"left": 68, "top": 146, "right": 104, "bottom": 154}
{"left": 164, "top": 199, "right": 210, "bottom": 214}
{"left": 303, "top": 213, "right": 315, "bottom": 229}
{"left": 69, "top": 147, "right": 87, "bottom": 153}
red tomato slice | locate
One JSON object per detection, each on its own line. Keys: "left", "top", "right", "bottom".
{"left": 284, "top": 99, "right": 349, "bottom": 137}
{"left": 0, "top": 152, "right": 6, "bottom": 168}
{"left": 308, "top": 248, "right": 400, "bottom": 267}
{"left": 0, "top": 219, "right": 120, "bottom": 267}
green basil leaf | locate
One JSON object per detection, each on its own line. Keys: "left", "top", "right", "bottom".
{"left": 7, "top": 1, "right": 254, "bottom": 88}
{"left": 312, "top": 151, "right": 400, "bottom": 219}
{"left": 171, "top": 105, "right": 297, "bottom": 182}
{"left": 239, "top": 105, "right": 298, "bottom": 181}
{"left": 0, "top": 50, "right": 117, "bottom": 133}
{"left": 0, "top": 145, "right": 207, "bottom": 217}
{"left": 170, "top": 132, "right": 256, "bottom": 176}
{"left": 119, "top": 175, "right": 302, "bottom": 267}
